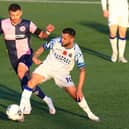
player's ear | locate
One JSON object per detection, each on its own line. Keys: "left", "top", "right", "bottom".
{"left": 71, "top": 36, "right": 74, "bottom": 42}
{"left": 20, "top": 10, "right": 23, "bottom": 17}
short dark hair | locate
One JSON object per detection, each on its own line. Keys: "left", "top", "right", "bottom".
{"left": 8, "top": 3, "right": 21, "bottom": 12}
{"left": 62, "top": 28, "right": 76, "bottom": 37}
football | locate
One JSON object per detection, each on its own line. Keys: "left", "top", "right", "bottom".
{"left": 6, "top": 104, "right": 24, "bottom": 122}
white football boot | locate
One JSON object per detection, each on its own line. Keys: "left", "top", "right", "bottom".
{"left": 88, "top": 112, "right": 100, "bottom": 122}
{"left": 111, "top": 53, "right": 117, "bottom": 63}
{"left": 23, "top": 101, "right": 32, "bottom": 115}
{"left": 43, "top": 96, "right": 56, "bottom": 115}
{"left": 118, "top": 57, "right": 128, "bottom": 63}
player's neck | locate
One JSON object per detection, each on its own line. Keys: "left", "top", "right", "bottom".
{"left": 10, "top": 18, "right": 22, "bottom": 26}
{"left": 64, "top": 43, "right": 74, "bottom": 49}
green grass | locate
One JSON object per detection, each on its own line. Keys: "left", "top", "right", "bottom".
{"left": 0, "top": 1, "right": 129, "bottom": 129}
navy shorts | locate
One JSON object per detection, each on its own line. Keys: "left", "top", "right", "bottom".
{"left": 18, "top": 54, "right": 33, "bottom": 68}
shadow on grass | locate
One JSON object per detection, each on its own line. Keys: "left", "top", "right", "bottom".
{"left": 79, "top": 21, "right": 109, "bottom": 35}
{"left": 78, "top": 21, "right": 112, "bottom": 62}
{"left": 0, "top": 84, "right": 88, "bottom": 121}
{"left": 80, "top": 46, "right": 111, "bottom": 62}
{"left": 79, "top": 21, "right": 129, "bottom": 40}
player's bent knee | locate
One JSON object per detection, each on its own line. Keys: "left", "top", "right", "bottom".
{"left": 17, "top": 63, "right": 28, "bottom": 79}
{"left": 27, "top": 74, "right": 42, "bottom": 88}
{"left": 28, "top": 79, "right": 37, "bottom": 88}
{"left": 18, "top": 71, "right": 26, "bottom": 79}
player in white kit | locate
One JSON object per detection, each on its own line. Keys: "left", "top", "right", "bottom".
{"left": 19, "top": 28, "right": 100, "bottom": 122}
{"left": 101, "top": 0, "right": 128, "bottom": 63}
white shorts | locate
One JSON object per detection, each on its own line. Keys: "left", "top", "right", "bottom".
{"left": 33, "top": 63, "right": 74, "bottom": 88}
{"left": 108, "top": 13, "right": 129, "bottom": 27}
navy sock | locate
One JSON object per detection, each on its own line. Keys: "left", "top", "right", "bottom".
{"left": 33, "top": 86, "right": 45, "bottom": 99}
{"left": 20, "top": 76, "right": 28, "bottom": 90}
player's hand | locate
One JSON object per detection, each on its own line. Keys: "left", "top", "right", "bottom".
{"left": 76, "top": 88, "right": 83, "bottom": 102}
{"left": 46, "top": 24, "right": 55, "bottom": 33}
{"left": 103, "top": 10, "right": 109, "bottom": 18}
{"left": 32, "top": 57, "right": 42, "bottom": 65}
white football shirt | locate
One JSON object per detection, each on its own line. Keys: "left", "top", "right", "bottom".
{"left": 42, "top": 37, "right": 86, "bottom": 74}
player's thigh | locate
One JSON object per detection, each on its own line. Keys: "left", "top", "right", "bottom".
{"left": 17, "top": 54, "right": 32, "bottom": 79}
{"left": 54, "top": 74, "right": 74, "bottom": 88}
{"left": 54, "top": 74, "right": 76, "bottom": 99}
{"left": 109, "top": 24, "right": 118, "bottom": 37}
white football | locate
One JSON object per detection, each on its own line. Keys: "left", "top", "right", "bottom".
{"left": 6, "top": 104, "right": 24, "bottom": 121}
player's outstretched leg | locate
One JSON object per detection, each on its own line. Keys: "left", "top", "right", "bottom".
{"left": 65, "top": 86, "right": 100, "bottom": 122}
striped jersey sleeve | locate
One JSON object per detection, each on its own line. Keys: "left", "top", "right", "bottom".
{"left": 74, "top": 44, "right": 86, "bottom": 68}
{"left": 42, "top": 37, "right": 61, "bottom": 50}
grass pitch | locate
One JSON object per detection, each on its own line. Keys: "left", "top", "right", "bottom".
{"left": 0, "top": 1, "right": 129, "bottom": 129}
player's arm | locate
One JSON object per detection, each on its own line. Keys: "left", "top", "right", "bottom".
{"left": 30, "top": 21, "right": 55, "bottom": 39}
{"left": 32, "top": 39, "right": 54, "bottom": 65}
{"left": 76, "top": 67, "right": 86, "bottom": 101}
{"left": 38, "top": 24, "right": 55, "bottom": 39}
{"left": 75, "top": 45, "right": 86, "bottom": 101}
{"left": 32, "top": 46, "right": 45, "bottom": 65}
{"left": 101, "top": 0, "right": 109, "bottom": 18}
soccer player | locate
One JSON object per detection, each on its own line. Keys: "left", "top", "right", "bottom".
{"left": 0, "top": 3, "right": 56, "bottom": 114}
{"left": 19, "top": 27, "right": 100, "bottom": 122}
{"left": 101, "top": 0, "right": 128, "bottom": 63}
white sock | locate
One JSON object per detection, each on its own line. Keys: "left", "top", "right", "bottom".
{"left": 78, "top": 97, "right": 92, "bottom": 115}
{"left": 43, "top": 96, "right": 49, "bottom": 103}
{"left": 20, "top": 89, "right": 32, "bottom": 112}
{"left": 118, "top": 38, "right": 126, "bottom": 58}
{"left": 109, "top": 37, "right": 118, "bottom": 55}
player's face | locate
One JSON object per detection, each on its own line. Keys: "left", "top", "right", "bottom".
{"left": 9, "top": 10, "right": 22, "bottom": 25}
{"left": 61, "top": 33, "right": 74, "bottom": 48}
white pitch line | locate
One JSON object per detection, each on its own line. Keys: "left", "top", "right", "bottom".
{"left": 0, "top": 0, "right": 100, "bottom": 4}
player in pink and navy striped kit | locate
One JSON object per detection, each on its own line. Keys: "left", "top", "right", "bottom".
{"left": 0, "top": 3, "right": 56, "bottom": 115}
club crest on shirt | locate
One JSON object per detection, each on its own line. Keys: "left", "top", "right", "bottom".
{"left": 19, "top": 26, "right": 26, "bottom": 32}
{"left": 68, "top": 53, "right": 72, "bottom": 58}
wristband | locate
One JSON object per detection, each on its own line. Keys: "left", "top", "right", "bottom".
{"left": 46, "top": 31, "right": 51, "bottom": 35}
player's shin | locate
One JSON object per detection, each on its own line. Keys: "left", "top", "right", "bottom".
{"left": 77, "top": 97, "right": 100, "bottom": 122}
{"left": 33, "top": 86, "right": 45, "bottom": 99}
{"left": 109, "top": 36, "right": 118, "bottom": 62}
{"left": 77, "top": 97, "right": 92, "bottom": 114}
{"left": 118, "top": 37, "right": 128, "bottom": 63}
{"left": 20, "top": 86, "right": 33, "bottom": 114}
{"left": 20, "top": 76, "right": 28, "bottom": 90}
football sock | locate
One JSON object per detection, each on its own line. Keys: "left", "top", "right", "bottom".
{"left": 109, "top": 36, "right": 118, "bottom": 55}
{"left": 118, "top": 37, "right": 126, "bottom": 58}
{"left": 33, "top": 86, "right": 45, "bottom": 99}
{"left": 77, "top": 97, "right": 92, "bottom": 115}
{"left": 43, "top": 96, "right": 51, "bottom": 103}
{"left": 20, "top": 75, "right": 28, "bottom": 90}
{"left": 20, "top": 86, "right": 33, "bottom": 112}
